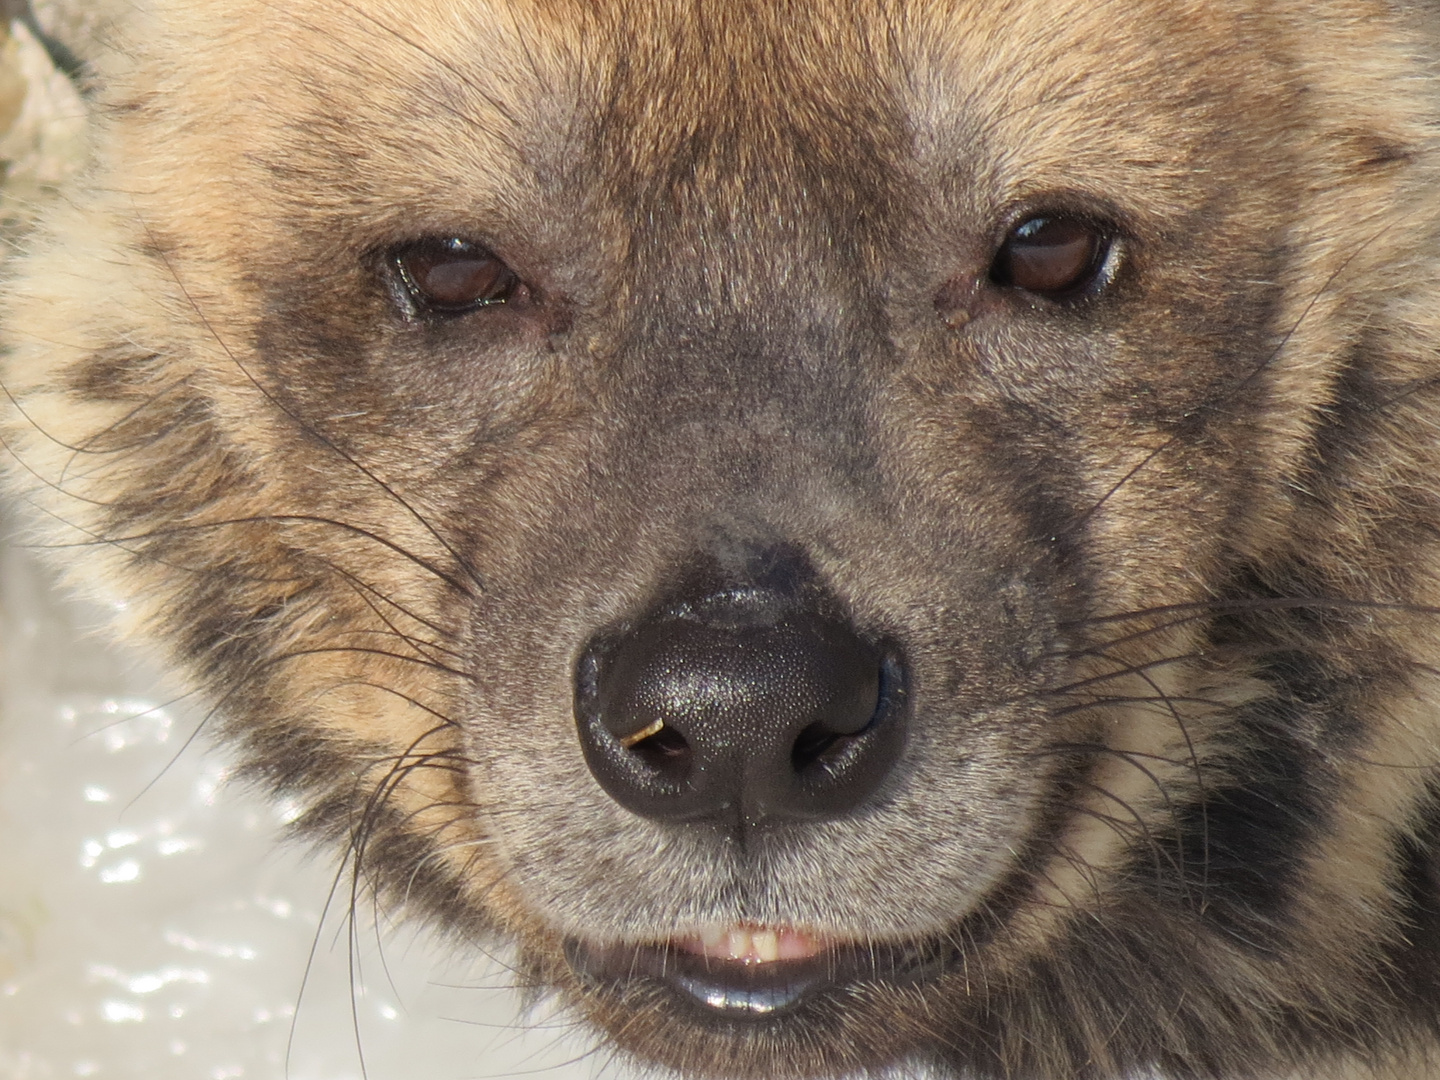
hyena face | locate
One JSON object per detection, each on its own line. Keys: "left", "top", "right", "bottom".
{"left": 10, "top": 0, "right": 1440, "bottom": 1077}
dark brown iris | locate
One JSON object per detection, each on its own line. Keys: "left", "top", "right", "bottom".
{"left": 991, "top": 217, "right": 1107, "bottom": 299}
{"left": 394, "top": 238, "right": 525, "bottom": 313}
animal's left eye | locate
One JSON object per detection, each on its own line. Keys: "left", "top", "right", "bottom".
{"left": 393, "top": 238, "right": 528, "bottom": 313}
{"left": 990, "top": 216, "right": 1109, "bottom": 300}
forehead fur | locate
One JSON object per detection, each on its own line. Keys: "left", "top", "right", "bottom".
{"left": 115, "top": 0, "right": 1423, "bottom": 266}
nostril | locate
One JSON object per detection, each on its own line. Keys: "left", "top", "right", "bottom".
{"left": 626, "top": 723, "right": 693, "bottom": 778}
{"left": 790, "top": 723, "right": 847, "bottom": 772}
{"left": 575, "top": 635, "right": 701, "bottom": 793}
{"left": 789, "top": 651, "right": 905, "bottom": 774}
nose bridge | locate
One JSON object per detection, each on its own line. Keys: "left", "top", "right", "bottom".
{"left": 616, "top": 142, "right": 875, "bottom": 409}
{"left": 586, "top": 239, "right": 885, "bottom": 540}
{"left": 596, "top": 281, "right": 907, "bottom": 629}
{"left": 627, "top": 314, "right": 872, "bottom": 437}
{"left": 621, "top": 186, "right": 890, "bottom": 465}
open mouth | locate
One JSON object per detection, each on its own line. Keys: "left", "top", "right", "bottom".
{"left": 566, "top": 924, "right": 841, "bottom": 1018}
{"left": 673, "top": 924, "right": 830, "bottom": 964}
{"left": 565, "top": 923, "right": 943, "bottom": 1020}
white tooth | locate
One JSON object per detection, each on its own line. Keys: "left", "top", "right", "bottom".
{"left": 727, "top": 928, "right": 750, "bottom": 961}
{"left": 700, "top": 925, "right": 726, "bottom": 950}
{"left": 752, "top": 930, "right": 779, "bottom": 963}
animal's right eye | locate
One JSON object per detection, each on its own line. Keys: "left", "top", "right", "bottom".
{"left": 392, "top": 238, "right": 529, "bottom": 314}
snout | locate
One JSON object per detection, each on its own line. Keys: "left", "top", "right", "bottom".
{"left": 486, "top": 533, "right": 1055, "bottom": 1028}
{"left": 563, "top": 546, "right": 915, "bottom": 1016}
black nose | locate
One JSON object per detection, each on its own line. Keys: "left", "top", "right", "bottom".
{"left": 574, "top": 560, "right": 907, "bottom": 827}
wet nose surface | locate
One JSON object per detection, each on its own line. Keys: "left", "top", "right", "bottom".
{"left": 574, "top": 566, "right": 908, "bottom": 827}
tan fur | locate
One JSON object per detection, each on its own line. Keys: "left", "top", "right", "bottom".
{"left": 9, "top": 0, "right": 1440, "bottom": 1077}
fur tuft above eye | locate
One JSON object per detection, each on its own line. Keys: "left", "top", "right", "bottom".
{"left": 391, "top": 238, "right": 530, "bottom": 315}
